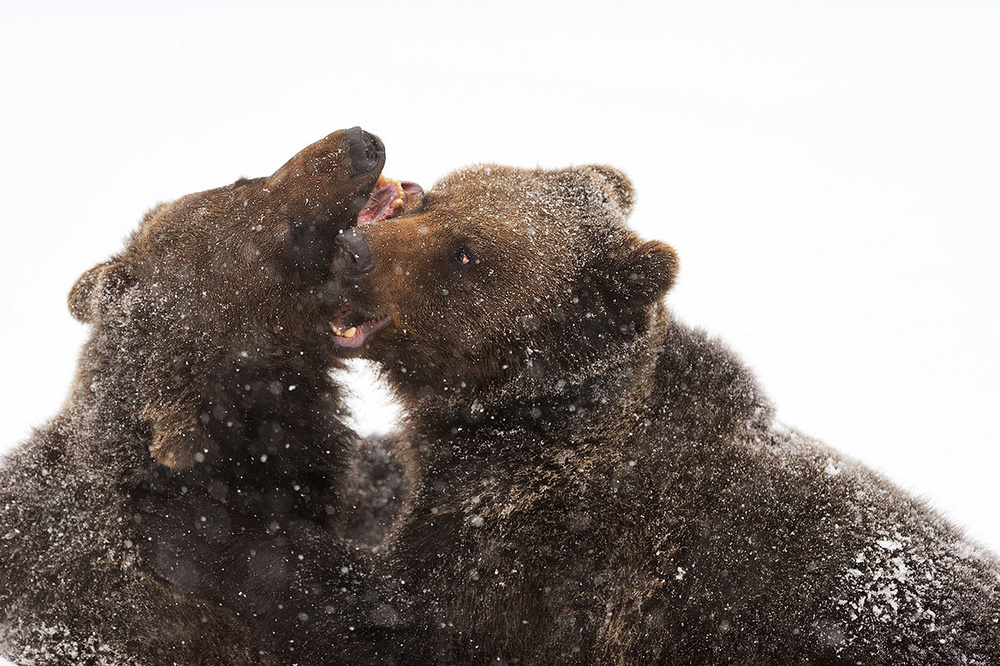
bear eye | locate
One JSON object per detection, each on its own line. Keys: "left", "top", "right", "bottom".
{"left": 453, "top": 247, "right": 475, "bottom": 269}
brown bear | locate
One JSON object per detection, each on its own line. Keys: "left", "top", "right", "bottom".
{"left": 139, "top": 164, "right": 1000, "bottom": 665}
{"left": 0, "top": 127, "right": 407, "bottom": 665}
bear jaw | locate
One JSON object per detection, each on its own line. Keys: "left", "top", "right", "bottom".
{"left": 329, "top": 312, "right": 393, "bottom": 349}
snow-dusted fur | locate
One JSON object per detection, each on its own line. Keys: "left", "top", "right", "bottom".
{"left": 353, "top": 165, "right": 1000, "bottom": 664}
{"left": 0, "top": 128, "right": 389, "bottom": 665}
{"left": 384, "top": 315, "right": 1000, "bottom": 664}
{"left": 139, "top": 165, "right": 1000, "bottom": 665}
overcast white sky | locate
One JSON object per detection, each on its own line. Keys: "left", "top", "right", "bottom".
{"left": 1, "top": 1, "right": 998, "bottom": 551}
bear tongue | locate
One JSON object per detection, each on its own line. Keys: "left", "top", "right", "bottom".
{"left": 358, "top": 176, "right": 423, "bottom": 225}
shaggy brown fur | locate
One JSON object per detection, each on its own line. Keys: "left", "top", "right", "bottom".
{"left": 0, "top": 128, "right": 389, "bottom": 665}
{"left": 139, "top": 164, "right": 1000, "bottom": 665}
{"left": 357, "top": 166, "right": 1000, "bottom": 664}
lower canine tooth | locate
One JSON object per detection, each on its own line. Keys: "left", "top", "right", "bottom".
{"left": 342, "top": 327, "right": 357, "bottom": 339}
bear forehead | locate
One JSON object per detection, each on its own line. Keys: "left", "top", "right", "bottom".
{"left": 125, "top": 178, "right": 288, "bottom": 261}
{"left": 138, "top": 179, "right": 261, "bottom": 228}
{"left": 432, "top": 164, "right": 632, "bottom": 220}
{"left": 421, "top": 164, "right": 635, "bottom": 252}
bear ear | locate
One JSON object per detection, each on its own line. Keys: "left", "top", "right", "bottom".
{"left": 583, "top": 165, "right": 635, "bottom": 218}
{"left": 68, "top": 258, "right": 132, "bottom": 323}
{"left": 601, "top": 239, "right": 679, "bottom": 311}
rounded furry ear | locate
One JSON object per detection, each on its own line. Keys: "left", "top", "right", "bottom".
{"left": 68, "top": 262, "right": 109, "bottom": 323}
{"left": 625, "top": 239, "right": 678, "bottom": 306}
{"left": 68, "top": 258, "right": 131, "bottom": 323}
{"left": 583, "top": 165, "right": 636, "bottom": 218}
{"left": 604, "top": 239, "right": 679, "bottom": 311}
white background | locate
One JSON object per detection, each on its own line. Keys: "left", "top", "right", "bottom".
{"left": 1, "top": 1, "right": 997, "bottom": 551}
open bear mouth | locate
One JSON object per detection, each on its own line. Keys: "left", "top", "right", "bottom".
{"left": 330, "top": 176, "right": 415, "bottom": 348}
{"left": 357, "top": 175, "right": 423, "bottom": 226}
{"left": 329, "top": 308, "right": 393, "bottom": 349}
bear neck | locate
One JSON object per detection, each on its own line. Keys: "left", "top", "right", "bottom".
{"left": 159, "top": 335, "right": 354, "bottom": 515}
{"left": 66, "top": 328, "right": 144, "bottom": 426}
{"left": 405, "top": 305, "right": 672, "bottom": 475}
{"left": 43, "top": 327, "right": 156, "bottom": 489}
{"left": 404, "top": 305, "right": 774, "bottom": 491}
{"left": 64, "top": 318, "right": 353, "bottom": 515}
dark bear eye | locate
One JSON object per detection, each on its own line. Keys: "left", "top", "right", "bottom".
{"left": 453, "top": 247, "right": 475, "bottom": 269}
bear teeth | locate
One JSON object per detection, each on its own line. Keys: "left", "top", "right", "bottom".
{"left": 378, "top": 175, "right": 407, "bottom": 211}
{"left": 330, "top": 323, "right": 358, "bottom": 339}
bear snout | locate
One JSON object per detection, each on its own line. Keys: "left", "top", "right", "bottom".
{"left": 333, "top": 228, "right": 375, "bottom": 277}
{"left": 346, "top": 126, "right": 385, "bottom": 178}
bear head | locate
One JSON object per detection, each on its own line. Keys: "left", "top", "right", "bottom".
{"left": 345, "top": 164, "right": 678, "bottom": 407}
{"left": 67, "top": 128, "right": 392, "bottom": 470}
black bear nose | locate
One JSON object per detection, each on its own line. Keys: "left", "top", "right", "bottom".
{"left": 346, "top": 126, "right": 385, "bottom": 178}
{"left": 333, "top": 228, "right": 375, "bottom": 277}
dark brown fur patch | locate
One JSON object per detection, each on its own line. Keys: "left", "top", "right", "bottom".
{"left": 1, "top": 128, "right": 389, "bottom": 664}
{"left": 356, "top": 164, "right": 1000, "bottom": 664}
